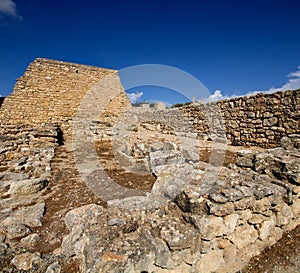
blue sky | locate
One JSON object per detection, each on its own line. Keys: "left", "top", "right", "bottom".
{"left": 0, "top": 0, "right": 299, "bottom": 104}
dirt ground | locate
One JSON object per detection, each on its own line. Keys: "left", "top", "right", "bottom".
{"left": 242, "top": 224, "right": 300, "bottom": 273}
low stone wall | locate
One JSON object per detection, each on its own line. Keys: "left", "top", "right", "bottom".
{"left": 0, "top": 122, "right": 59, "bottom": 177}
{"left": 95, "top": 89, "right": 299, "bottom": 149}
{"left": 183, "top": 89, "right": 300, "bottom": 147}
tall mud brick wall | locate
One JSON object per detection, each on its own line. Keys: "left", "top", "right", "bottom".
{"left": 0, "top": 58, "right": 131, "bottom": 139}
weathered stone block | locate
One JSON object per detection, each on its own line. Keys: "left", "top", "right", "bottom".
{"left": 189, "top": 215, "right": 224, "bottom": 240}
{"left": 206, "top": 200, "right": 235, "bottom": 216}
{"left": 258, "top": 217, "right": 276, "bottom": 241}
{"left": 291, "top": 198, "right": 300, "bottom": 216}
{"left": 194, "top": 249, "right": 225, "bottom": 273}
{"left": 274, "top": 200, "right": 294, "bottom": 226}
{"left": 229, "top": 224, "right": 258, "bottom": 249}
{"left": 223, "top": 214, "right": 239, "bottom": 235}
{"left": 8, "top": 178, "right": 47, "bottom": 196}
{"left": 251, "top": 197, "right": 271, "bottom": 213}
{"left": 263, "top": 117, "right": 278, "bottom": 126}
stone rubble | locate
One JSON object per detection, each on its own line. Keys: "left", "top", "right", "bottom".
{"left": 0, "top": 120, "right": 299, "bottom": 273}
{"left": 58, "top": 134, "right": 299, "bottom": 273}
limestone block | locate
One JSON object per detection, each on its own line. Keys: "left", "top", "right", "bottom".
{"left": 189, "top": 215, "right": 224, "bottom": 240}
{"left": 2, "top": 203, "right": 45, "bottom": 228}
{"left": 258, "top": 216, "right": 276, "bottom": 241}
{"left": 223, "top": 243, "right": 237, "bottom": 264}
{"left": 236, "top": 149, "right": 255, "bottom": 168}
{"left": 223, "top": 214, "right": 239, "bottom": 235}
{"left": 237, "top": 209, "right": 253, "bottom": 226}
{"left": 267, "top": 227, "right": 283, "bottom": 247}
{"left": 291, "top": 197, "right": 300, "bottom": 216}
{"left": 263, "top": 117, "right": 278, "bottom": 126}
{"left": 250, "top": 197, "right": 271, "bottom": 213}
{"left": 194, "top": 249, "right": 225, "bottom": 273}
{"left": 275, "top": 200, "right": 294, "bottom": 226}
{"left": 20, "top": 233, "right": 40, "bottom": 246}
{"left": 159, "top": 222, "right": 198, "bottom": 251}
{"left": 229, "top": 224, "right": 258, "bottom": 250}
{"left": 5, "top": 223, "right": 31, "bottom": 240}
{"left": 263, "top": 112, "right": 273, "bottom": 118}
{"left": 234, "top": 196, "right": 255, "bottom": 210}
{"left": 8, "top": 178, "right": 48, "bottom": 196}
{"left": 248, "top": 213, "right": 267, "bottom": 225}
{"left": 206, "top": 200, "right": 235, "bottom": 216}
{"left": 171, "top": 249, "right": 199, "bottom": 267}
{"left": 153, "top": 237, "right": 174, "bottom": 269}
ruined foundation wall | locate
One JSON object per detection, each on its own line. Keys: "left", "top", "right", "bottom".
{"left": 0, "top": 123, "right": 59, "bottom": 175}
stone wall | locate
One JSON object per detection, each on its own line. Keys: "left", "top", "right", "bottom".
{"left": 1, "top": 58, "right": 298, "bottom": 147}
{"left": 0, "top": 123, "right": 59, "bottom": 176}
{"left": 0, "top": 58, "right": 130, "bottom": 139}
{"left": 183, "top": 89, "right": 300, "bottom": 147}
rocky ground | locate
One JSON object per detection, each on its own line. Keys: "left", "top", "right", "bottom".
{"left": 0, "top": 122, "right": 299, "bottom": 272}
{"left": 243, "top": 223, "right": 300, "bottom": 273}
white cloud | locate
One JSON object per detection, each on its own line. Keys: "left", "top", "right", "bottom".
{"left": 202, "top": 66, "right": 300, "bottom": 103}
{"left": 269, "top": 65, "right": 300, "bottom": 92}
{"left": 201, "top": 66, "right": 300, "bottom": 103}
{"left": 246, "top": 65, "right": 300, "bottom": 96}
{"left": 0, "top": 0, "right": 22, "bottom": 19}
{"left": 205, "top": 90, "right": 229, "bottom": 102}
{"left": 127, "top": 91, "right": 143, "bottom": 104}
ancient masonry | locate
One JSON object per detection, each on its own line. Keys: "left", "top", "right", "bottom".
{"left": 183, "top": 89, "right": 299, "bottom": 147}
{"left": 0, "top": 58, "right": 131, "bottom": 138}
{"left": 0, "top": 58, "right": 299, "bottom": 273}
{"left": 0, "top": 58, "right": 299, "bottom": 147}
